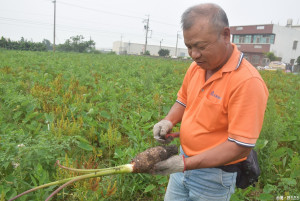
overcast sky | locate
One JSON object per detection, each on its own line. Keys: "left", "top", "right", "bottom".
{"left": 1, "top": 0, "right": 300, "bottom": 49}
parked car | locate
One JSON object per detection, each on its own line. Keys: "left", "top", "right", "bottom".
{"left": 268, "top": 61, "right": 286, "bottom": 70}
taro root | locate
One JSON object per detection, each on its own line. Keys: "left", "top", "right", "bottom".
{"left": 131, "top": 144, "right": 178, "bottom": 173}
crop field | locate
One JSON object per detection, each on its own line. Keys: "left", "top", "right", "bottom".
{"left": 0, "top": 49, "right": 299, "bottom": 201}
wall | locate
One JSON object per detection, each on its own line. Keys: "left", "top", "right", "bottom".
{"left": 231, "top": 24, "right": 273, "bottom": 35}
{"left": 271, "top": 25, "right": 300, "bottom": 64}
{"left": 112, "top": 41, "right": 188, "bottom": 57}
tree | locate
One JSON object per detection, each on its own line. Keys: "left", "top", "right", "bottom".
{"left": 0, "top": 36, "right": 7, "bottom": 48}
{"left": 0, "top": 36, "right": 47, "bottom": 51}
{"left": 56, "top": 35, "right": 96, "bottom": 53}
{"left": 296, "top": 56, "right": 300, "bottom": 65}
{"left": 143, "top": 50, "right": 150, "bottom": 55}
{"left": 158, "top": 49, "right": 170, "bottom": 57}
{"left": 264, "top": 52, "right": 280, "bottom": 61}
{"left": 42, "top": 39, "right": 52, "bottom": 51}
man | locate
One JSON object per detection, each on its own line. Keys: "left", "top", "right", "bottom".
{"left": 152, "top": 3, "right": 269, "bottom": 201}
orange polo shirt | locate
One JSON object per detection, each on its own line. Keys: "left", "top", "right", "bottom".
{"left": 177, "top": 44, "right": 268, "bottom": 164}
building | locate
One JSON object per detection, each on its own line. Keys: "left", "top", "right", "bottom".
{"left": 112, "top": 41, "right": 188, "bottom": 57}
{"left": 230, "top": 21, "right": 300, "bottom": 67}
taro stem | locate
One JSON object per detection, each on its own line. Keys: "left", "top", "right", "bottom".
{"left": 45, "top": 177, "right": 80, "bottom": 201}
{"left": 55, "top": 160, "right": 114, "bottom": 174}
{"left": 8, "top": 164, "right": 133, "bottom": 201}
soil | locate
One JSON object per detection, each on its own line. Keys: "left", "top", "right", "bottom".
{"left": 131, "top": 145, "right": 178, "bottom": 173}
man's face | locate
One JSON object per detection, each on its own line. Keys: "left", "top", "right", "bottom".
{"left": 183, "top": 20, "right": 230, "bottom": 72}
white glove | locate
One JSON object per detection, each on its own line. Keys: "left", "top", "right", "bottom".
{"left": 153, "top": 155, "right": 185, "bottom": 175}
{"left": 153, "top": 120, "right": 173, "bottom": 144}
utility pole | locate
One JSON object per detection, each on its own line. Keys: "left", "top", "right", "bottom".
{"left": 120, "top": 34, "right": 123, "bottom": 54}
{"left": 52, "top": 0, "right": 56, "bottom": 52}
{"left": 128, "top": 41, "right": 131, "bottom": 54}
{"left": 143, "top": 15, "right": 150, "bottom": 54}
{"left": 160, "top": 39, "right": 163, "bottom": 50}
{"left": 175, "top": 31, "right": 180, "bottom": 57}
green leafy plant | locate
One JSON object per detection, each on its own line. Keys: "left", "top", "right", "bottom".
{"left": 0, "top": 50, "right": 299, "bottom": 200}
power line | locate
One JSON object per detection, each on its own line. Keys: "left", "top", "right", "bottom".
{"left": 151, "top": 19, "right": 179, "bottom": 27}
{"left": 58, "top": 1, "right": 144, "bottom": 20}
{"left": 1, "top": 1, "right": 181, "bottom": 42}
{"left": 0, "top": 0, "right": 184, "bottom": 48}
{"left": 0, "top": 17, "right": 144, "bottom": 37}
{"left": 0, "top": 8, "right": 145, "bottom": 32}
{"left": 55, "top": 1, "right": 179, "bottom": 27}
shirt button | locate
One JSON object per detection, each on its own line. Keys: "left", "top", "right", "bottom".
{"left": 201, "top": 89, "right": 204, "bottom": 92}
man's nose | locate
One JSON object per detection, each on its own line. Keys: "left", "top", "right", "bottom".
{"left": 190, "top": 48, "right": 201, "bottom": 59}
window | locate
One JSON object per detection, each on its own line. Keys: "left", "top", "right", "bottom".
{"left": 257, "top": 26, "right": 265, "bottom": 30}
{"left": 251, "top": 55, "right": 260, "bottom": 64}
{"left": 293, "top": 41, "right": 298, "bottom": 50}
{"left": 239, "top": 36, "right": 245, "bottom": 43}
{"left": 233, "top": 35, "right": 240, "bottom": 43}
{"left": 255, "top": 36, "right": 261, "bottom": 43}
{"left": 245, "top": 35, "right": 252, "bottom": 43}
{"left": 270, "top": 35, "right": 275, "bottom": 44}
{"left": 233, "top": 34, "right": 274, "bottom": 44}
{"left": 261, "top": 35, "right": 270, "bottom": 44}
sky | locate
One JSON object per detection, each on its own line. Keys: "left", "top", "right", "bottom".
{"left": 1, "top": 0, "right": 300, "bottom": 49}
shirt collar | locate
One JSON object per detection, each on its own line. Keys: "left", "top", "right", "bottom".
{"left": 221, "top": 44, "right": 243, "bottom": 73}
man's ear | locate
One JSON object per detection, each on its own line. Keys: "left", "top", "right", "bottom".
{"left": 222, "top": 27, "right": 231, "bottom": 43}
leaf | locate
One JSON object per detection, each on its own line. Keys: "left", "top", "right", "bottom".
{"left": 281, "top": 178, "right": 297, "bottom": 186}
{"left": 163, "top": 106, "right": 170, "bottom": 115}
{"left": 263, "top": 184, "right": 276, "bottom": 193}
{"left": 282, "top": 156, "right": 287, "bottom": 168}
{"left": 44, "top": 113, "right": 54, "bottom": 123}
{"left": 78, "top": 141, "right": 93, "bottom": 151}
{"left": 13, "top": 111, "right": 23, "bottom": 120}
{"left": 272, "top": 147, "right": 287, "bottom": 158}
{"left": 6, "top": 189, "right": 17, "bottom": 200}
{"left": 258, "top": 193, "right": 274, "bottom": 200}
{"left": 0, "top": 185, "right": 10, "bottom": 196}
{"left": 100, "top": 111, "right": 111, "bottom": 119}
{"left": 26, "top": 103, "right": 36, "bottom": 113}
{"left": 2, "top": 162, "right": 10, "bottom": 169}
{"left": 286, "top": 148, "right": 294, "bottom": 158}
{"left": 279, "top": 135, "right": 297, "bottom": 142}
{"left": 140, "top": 111, "right": 152, "bottom": 123}
{"left": 157, "top": 176, "right": 168, "bottom": 185}
{"left": 144, "top": 184, "right": 155, "bottom": 193}
{"left": 256, "top": 139, "right": 268, "bottom": 150}
{"left": 5, "top": 174, "right": 15, "bottom": 183}
{"left": 23, "top": 112, "right": 40, "bottom": 124}
{"left": 75, "top": 136, "right": 90, "bottom": 144}
{"left": 30, "top": 175, "right": 38, "bottom": 186}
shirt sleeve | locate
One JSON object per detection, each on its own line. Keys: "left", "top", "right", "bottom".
{"left": 228, "top": 77, "right": 269, "bottom": 147}
{"left": 176, "top": 64, "right": 195, "bottom": 107}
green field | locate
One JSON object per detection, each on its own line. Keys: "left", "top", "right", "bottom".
{"left": 0, "top": 49, "right": 299, "bottom": 201}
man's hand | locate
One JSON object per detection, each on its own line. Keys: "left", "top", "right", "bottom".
{"left": 152, "top": 155, "right": 185, "bottom": 175}
{"left": 153, "top": 120, "right": 173, "bottom": 144}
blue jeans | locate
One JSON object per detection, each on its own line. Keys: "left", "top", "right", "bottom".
{"left": 164, "top": 147, "right": 237, "bottom": 201}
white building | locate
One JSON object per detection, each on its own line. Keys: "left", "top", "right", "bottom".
{"left": 112, "top": 41, "right": 188, "bottom": 57}
{"left": 230, "top": 20, "right": 300, "bottom": 66}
